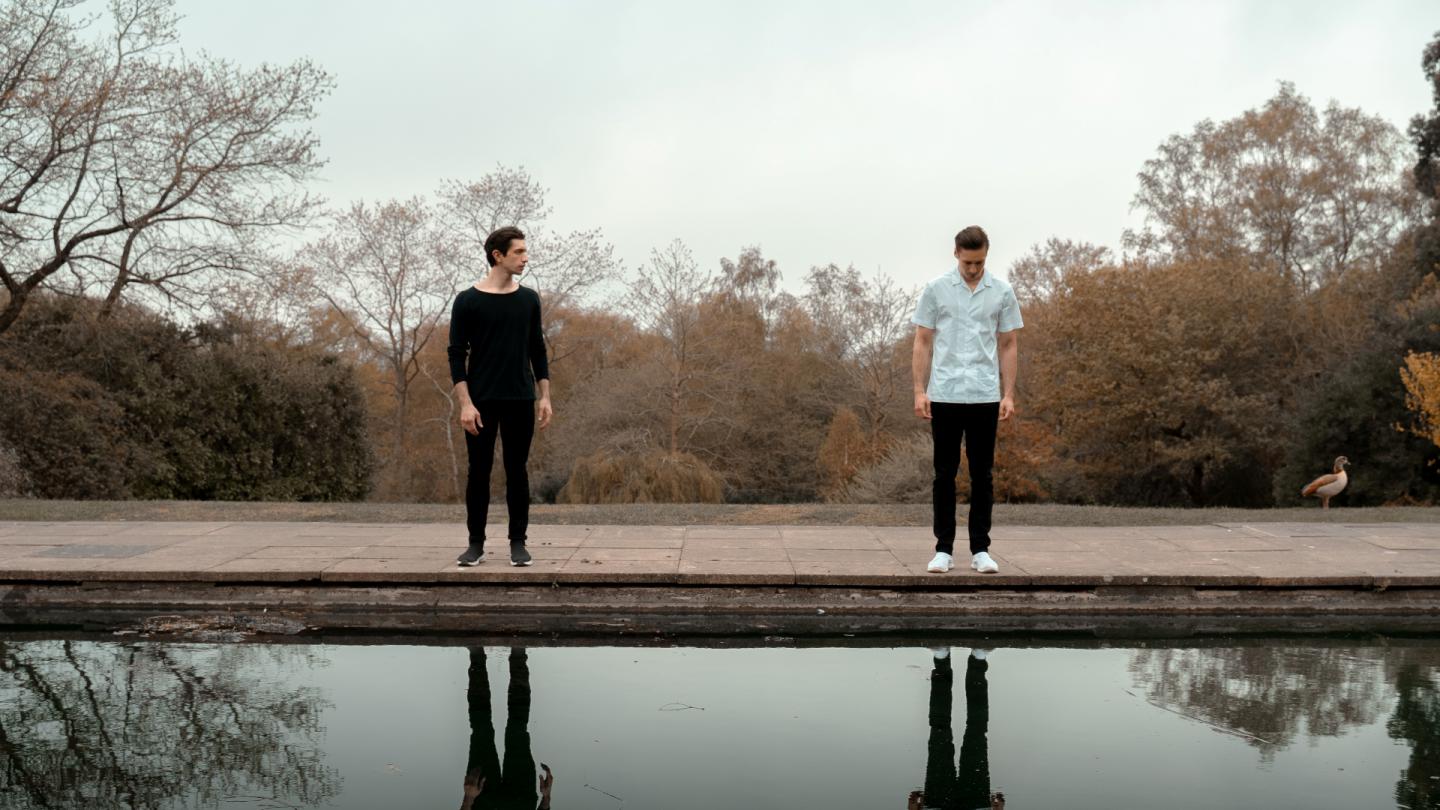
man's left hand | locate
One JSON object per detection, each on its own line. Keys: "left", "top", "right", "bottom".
{"left": 537, "top": 397, "right": 553, "bottom": 430}
{"left": 998, "top": 396, "right": 1015, "bottom": 421}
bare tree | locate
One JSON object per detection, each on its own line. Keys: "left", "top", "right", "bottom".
{"left": 206, "top": 255, "right": 319, "bottom": 347}
{"left": 0, "top": 0, "right": 329, "bottom": 332}
{"left": 302, "top": 198, "right": 454, "bottom": 469}
{"left": 435, "top": 165, "right": 618, "bottom": 316}
{"left": 717, "top": 245, "right": 785, "bottom": 330}
{"left": 804, "top": 262, "right": 914, "bottom": 439}
{"left": 626, "top": 239, "right": 732, "bottom": 457}
{"left": 0, "top": 639, "right": 339, "bottom": 808}
{"left": 419, "top": 356, "right": 463, "bottom": 500}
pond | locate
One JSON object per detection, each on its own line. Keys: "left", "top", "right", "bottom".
{"left": 0, "top": 634, "right": 1436, "bottom": 809}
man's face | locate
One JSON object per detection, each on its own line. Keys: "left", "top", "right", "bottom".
{"left": 494, "top": 239, "right": 529, "bottom": 276}
{"left": 955, "top": 246, "right": 987, "bottom": 283}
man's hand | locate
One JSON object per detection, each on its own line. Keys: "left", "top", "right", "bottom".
{"left": 538, "top": 764, "right": 554, "bottom": 808}
{"left": 463, "top": 767, "right": 484, "bottom": 799}
{"left": 998, "top": 396, "right": 1015, "bottom": 422}
{"left": 537, "top": 397, "right": 553, "bottom": 430}
{"left": 914, "top": 392, "right": 932, "bottom": 421}
{"left": 459, "top": 403, "right": 482, "bottom": 435}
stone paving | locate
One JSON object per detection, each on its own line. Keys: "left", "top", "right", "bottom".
{"left": 1, "top": 520, "right": 1438, "bottom": 588}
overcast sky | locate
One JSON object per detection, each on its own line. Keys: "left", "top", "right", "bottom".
{"left": 176, "top": 0, "right": 1437, "bottom": 296}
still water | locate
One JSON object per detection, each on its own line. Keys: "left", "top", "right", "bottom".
{"left": 0, "top": 635, "right": 1436, "bottom": 809}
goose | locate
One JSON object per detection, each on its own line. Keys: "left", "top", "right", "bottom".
{"left": 1301, "top": 456, "right": 1349, "bottom": 509}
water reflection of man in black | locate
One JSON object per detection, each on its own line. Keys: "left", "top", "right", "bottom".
{"left": 462, "top": 647, "right": 554, "bottom": 810}
{"left": 909, "top": 649, "right": 1005, "bottom": 810}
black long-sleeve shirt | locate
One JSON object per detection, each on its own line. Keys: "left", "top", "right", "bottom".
{"left": 447, "top": 286, "right": 549, "bottom": 401}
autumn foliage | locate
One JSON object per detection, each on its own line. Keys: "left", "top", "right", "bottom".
{"left": 1403, "top": 351, "right": 1440, "bottom": 453}
{"left": 329, "top": 60, "right": 1440, "bottom": 507}
{"left": 557, "top": 450, "right": 725, "bottom": 504}
{"left": 4, "top": 7, "right": 1440, "bottom": 507}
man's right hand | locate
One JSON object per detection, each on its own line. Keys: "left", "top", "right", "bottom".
{"left": 460, "top": 404, "right": 482, "bottom": 435}
{"left": 914, "top": 392, "right": 931, "bottom": 420}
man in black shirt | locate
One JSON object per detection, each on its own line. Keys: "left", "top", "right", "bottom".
{"left": 460, "top": 646, "right": 554, "bottom": 810}
{"left": 447, "top": 226, "right": 553, "bottom": 566}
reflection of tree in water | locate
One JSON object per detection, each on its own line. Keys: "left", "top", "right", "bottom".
{"left": 1128, "top": 647, "right": 1390, "bottom": 762}
{"left": 0, "top": 640, "right": 339, "bottom": 809}
{"left": 1386, "top": 650, "right": 1440, "bottom": 810}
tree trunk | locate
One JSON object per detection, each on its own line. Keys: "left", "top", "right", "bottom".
{"left": 1188, "top": 462, "right": 1206, "bottom": 507}
{"left": 669, "top": 378, "right": 681, "bottom": 456}
{"left": 98, "top": 231, "right": 141, "bottom": 321}
{"left": 393, "top": 365, "right": 410, "bottom": 470}
{"left": 441, "top": 404, "right": 461, "bottom": 502}
{"left": 98, "top": 274, "right": 128, "bottom": 320}
{"left": 424, "top": 365, "right": 464, "bottom": 502}
{"left": 0, "top": 287, "right": 30, "bottom": 335}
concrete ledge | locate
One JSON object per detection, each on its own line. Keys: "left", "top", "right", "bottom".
{"left": 5, "top": 569, "right": 1438, "bottom": 588}
{"left": 3, "top": 520, "right": 1440, "bottom": 629}
{"left": 4, "top": 582, "right": 1440, "bottom": 638}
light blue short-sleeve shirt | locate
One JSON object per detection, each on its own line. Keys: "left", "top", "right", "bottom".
{"left": 911, "top": 269, "right": 1024, "bottom": 404}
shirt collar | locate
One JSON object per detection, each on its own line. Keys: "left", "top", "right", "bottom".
{"left": 949, "top": 268, "right": 993, "bottom": 290}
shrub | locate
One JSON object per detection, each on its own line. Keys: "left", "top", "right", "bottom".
{"left": 0, "top": 367, "right": 134, "bottom": 499}
{"left": 557, "top": 450, "right": 725, "bottom": 503}
{"left": 841, "top": 429, "right": 1049, "bottom": 504}
{"left": 0, "top": 296, "right": 372, "bottom": 500}
{"left": 0, "top": 436, "right": 33, "bottom": 498}
{"left": 842, "top": 433, "right": 935, "bottom": 504}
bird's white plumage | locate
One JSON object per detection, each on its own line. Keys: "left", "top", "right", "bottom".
{"left": 1313, "top": 470, "right": 1347, "bottom": 498}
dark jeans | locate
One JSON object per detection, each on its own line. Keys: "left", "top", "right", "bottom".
{"left": 931, "top": 401, "right": 998, "bottom": 556}
{"left": 464, "top": 400, "right": 535, "bottom": 546}
{"left": 924, "top": 655, "right": 992, "bottom": 809}
{"left": 466, "top": 647, "right": 537, "bottom": 810}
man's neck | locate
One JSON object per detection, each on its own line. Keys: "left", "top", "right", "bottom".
{"left": 959, "top": 268, "right": 984, "bottom": 291}
{"left": 476, "top": 269, "right": 517, "bottom": 292}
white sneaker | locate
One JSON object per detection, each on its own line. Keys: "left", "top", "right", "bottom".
{"left": 970, "top": 648, "right": 990, "bottom": 661}
{"left": 930, "top": 647, "right": 950, "bottom": 660}
{"left": 971, "top": 551, "right": 999, "bottom": 574}
{"left": 926, "top": 552, "right": 954, "bottom": 573}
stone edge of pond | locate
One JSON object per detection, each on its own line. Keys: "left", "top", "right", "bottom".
{"left": 3, "top": 582, "right": 1440, "bottom": 638}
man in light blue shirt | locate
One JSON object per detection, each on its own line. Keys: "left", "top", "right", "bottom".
{"left": 912, "top": 226, "right": 1023, "bottom": 574}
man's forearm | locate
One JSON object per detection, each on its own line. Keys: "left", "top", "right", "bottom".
{"left": 536, "top": 379, "right": 550, "bottom": 400}
{"left": 453, "top": 380, "right": 474, "bottom": 409}
{"left": 912, "top": 341, "right": 932, "bottom": 395}
{"left": 1000, "top": 343, "right": 1018, "bottom": 400}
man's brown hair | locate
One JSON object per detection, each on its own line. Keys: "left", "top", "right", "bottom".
{"left": 484, "top": 226, "right": 526, "bottom": 267}
{"left": 954, "top": 225, "right": 989, "bottom": 252}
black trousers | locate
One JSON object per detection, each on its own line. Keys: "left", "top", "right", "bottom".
{"left": 464, "top": 400, "right": 535, "bottom": 546}
{"left": 924, "top": 655, "right": 992, "bottom": 809}
{"left": 931, "top": 402, "right": 999, "bottom": 556}
{"left": 466, "top": 647, "right": 537, "bottom": 809}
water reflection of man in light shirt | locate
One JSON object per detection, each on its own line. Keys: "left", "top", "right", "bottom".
{"left": 461, "top": 647, "right": 554, "bottom": 810}
{"left": 909, "top": 648, "right": 1005, "bottom": 810}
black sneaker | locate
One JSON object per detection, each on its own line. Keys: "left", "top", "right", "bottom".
{"left": 510, "top": 543, "right": 532, "bottom": 567}
{"left": 457, "top": 544, "right": 485, "bottom": 566}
